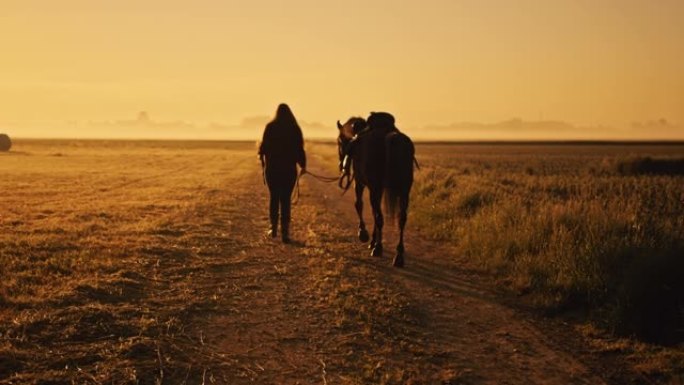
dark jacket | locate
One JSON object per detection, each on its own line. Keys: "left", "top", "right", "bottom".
{"left": 259, "top": 121, "right": 306, "bottom": 185}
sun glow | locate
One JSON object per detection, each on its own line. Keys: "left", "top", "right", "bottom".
{"left": 1, "top": 0, "right": 683, "bottom": 139}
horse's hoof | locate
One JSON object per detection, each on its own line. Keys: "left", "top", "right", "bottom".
{"left": 371, "top": 246, "right": 383, "bottom": 257}
{"left": 393, "top": 254, "right": 404, "bottom": 268}
{"left": 358, "top": 229, "right": 370, "bottom": 243}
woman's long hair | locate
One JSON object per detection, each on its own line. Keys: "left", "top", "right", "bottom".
{"left": 269, "top": 104, "right": 301, "bottom": 135}
{"left": 260, "top": 103, "right": 304, "bottom": 158}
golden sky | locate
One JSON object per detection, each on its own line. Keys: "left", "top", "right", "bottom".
{"left": 1, "top": 0, "right": 683, "bottom": 139}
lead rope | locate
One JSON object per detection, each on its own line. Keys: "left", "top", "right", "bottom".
{"left": 290, "top": 169, "right": 348, "bottom": 205}
{"left": 291, "top": 173, "right": 301, "bottom": 205}
{"left": 306, "top": 171, "right": 340, "bottom": 183}
{"left": 260, "top": 156, "right": 266, "bottom": 185}
{"left": 338, "top": 170, "right": 353, "bottom": 195}
{"left": 285, "top": 157, "right": 416, "bottom": 205}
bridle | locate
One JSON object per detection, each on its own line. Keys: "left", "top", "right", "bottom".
{"left": 336, "top": 133, "right": 355, "bottom": 193}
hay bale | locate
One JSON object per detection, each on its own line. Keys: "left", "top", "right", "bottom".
{"left": 0, "top": 134, "right": 11, "bottom": 152}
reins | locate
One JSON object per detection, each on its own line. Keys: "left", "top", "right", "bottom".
{"left": 305, "top": 171, "right": 340, "bottom": 183}
{"left": 338, "top": 170, "right": 353, "bottom": 195}
{"left": 290, "top": 170, "right": 342, "bottom": 205}
{"left": 260, "top": 160, "right": 350, "bottom": 205}
{"left": 265, "top": 160, "right": 416, "bottom": 205}
{"left": 291, "top": 173, "right": 301, "bottom": 204}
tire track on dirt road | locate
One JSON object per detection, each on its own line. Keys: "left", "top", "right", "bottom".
{"left": 0, "top": 143, "right": 621, "bottom": 384}
{"left": 188, "top": 151, "right": 615, "bottom": 384}
{"left": 290, "top": 157, "right": 611, "bottom": 385}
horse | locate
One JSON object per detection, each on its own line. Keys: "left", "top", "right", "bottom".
{"left": 337, "top": 112, "right": 415, "bottom": 267}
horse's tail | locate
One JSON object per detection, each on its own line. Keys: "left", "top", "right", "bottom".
{"left": 384, "top": 131, "right": 414, "bottom": 223}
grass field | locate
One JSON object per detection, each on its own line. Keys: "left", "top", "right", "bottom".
{"left": 0, "top": 139, "right": 682, "bottom": 384}
{"left": 410, "top": 144, "right": 684, "bottom": 341}
{"left": 0, "top": 140, "right": 259, "bottom": 383}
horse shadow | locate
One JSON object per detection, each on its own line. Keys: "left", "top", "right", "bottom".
{"left": 349, "top": 249, "right": 500, "bottom": 305}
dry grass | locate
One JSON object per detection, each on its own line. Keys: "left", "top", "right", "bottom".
{"left": 1, "top": 139, "right": 682, "bottom": 384}
{"left": 0, "top": 140, "right": 457, "bottom": 384}
{"left": 409, "top": 143, "right": 684, "bottom": 379}
{"left": 0, "top": 140, "right": 258, "bottom": 383}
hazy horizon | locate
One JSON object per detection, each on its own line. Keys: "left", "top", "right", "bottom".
{"left": 2, "top": 1, "right": 683, "bottom": 140}
{"left": 4, "top": 112, "right": 683, "bottom": 141}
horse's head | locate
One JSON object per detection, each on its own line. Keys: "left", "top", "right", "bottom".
{"left": 336, "top": 117, "right": 367, "bottom": 170}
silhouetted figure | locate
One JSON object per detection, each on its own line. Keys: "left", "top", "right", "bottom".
{"left": 337, "top": 112, "right": 415, "bottom": 267}
{"left": 259, "top": 104, "right": 306, "bottom": 243}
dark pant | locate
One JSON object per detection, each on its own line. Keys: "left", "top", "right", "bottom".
{"left": 266, "top": 174, "right": 296, "bottom": 229}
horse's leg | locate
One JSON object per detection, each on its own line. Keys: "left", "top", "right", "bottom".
{"left": 355, "top": 182, "right": 369, "bottom": 243}
{"left": 393, "top": 190, "right": 409, "bottom": 268}
{"left": 369, "top": 187, "right": 384, "bottom": 257}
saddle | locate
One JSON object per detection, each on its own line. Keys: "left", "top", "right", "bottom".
{"left": 340, "top": 125, "right": 398, "bottom": 176}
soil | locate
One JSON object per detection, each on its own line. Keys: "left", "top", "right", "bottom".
{"left": 0, "top": 141, "right": 657, "bottom": 384}
{"left": 186, "top": 157, "right": 617, "bottom": 384}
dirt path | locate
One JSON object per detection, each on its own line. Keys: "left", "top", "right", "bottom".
{"left": 187, "top": 156, "right": 609, "bottom": 385}
{"left": 0, "top": 142, "right": 620, "bottom": 384}
{"left": 0, "top": 143, "right": 620, "bottom": 384}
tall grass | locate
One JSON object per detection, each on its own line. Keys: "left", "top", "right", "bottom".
{"left": 411, "top": 145, "right": 684, "bottom": 344}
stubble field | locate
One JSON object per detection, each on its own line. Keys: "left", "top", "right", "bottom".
{"left": 0, "top": 140, "right": 682, "bottom": 384}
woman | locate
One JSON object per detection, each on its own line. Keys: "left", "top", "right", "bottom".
{"left": 258, "top": 103, "right": 306, "bottom": 243}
